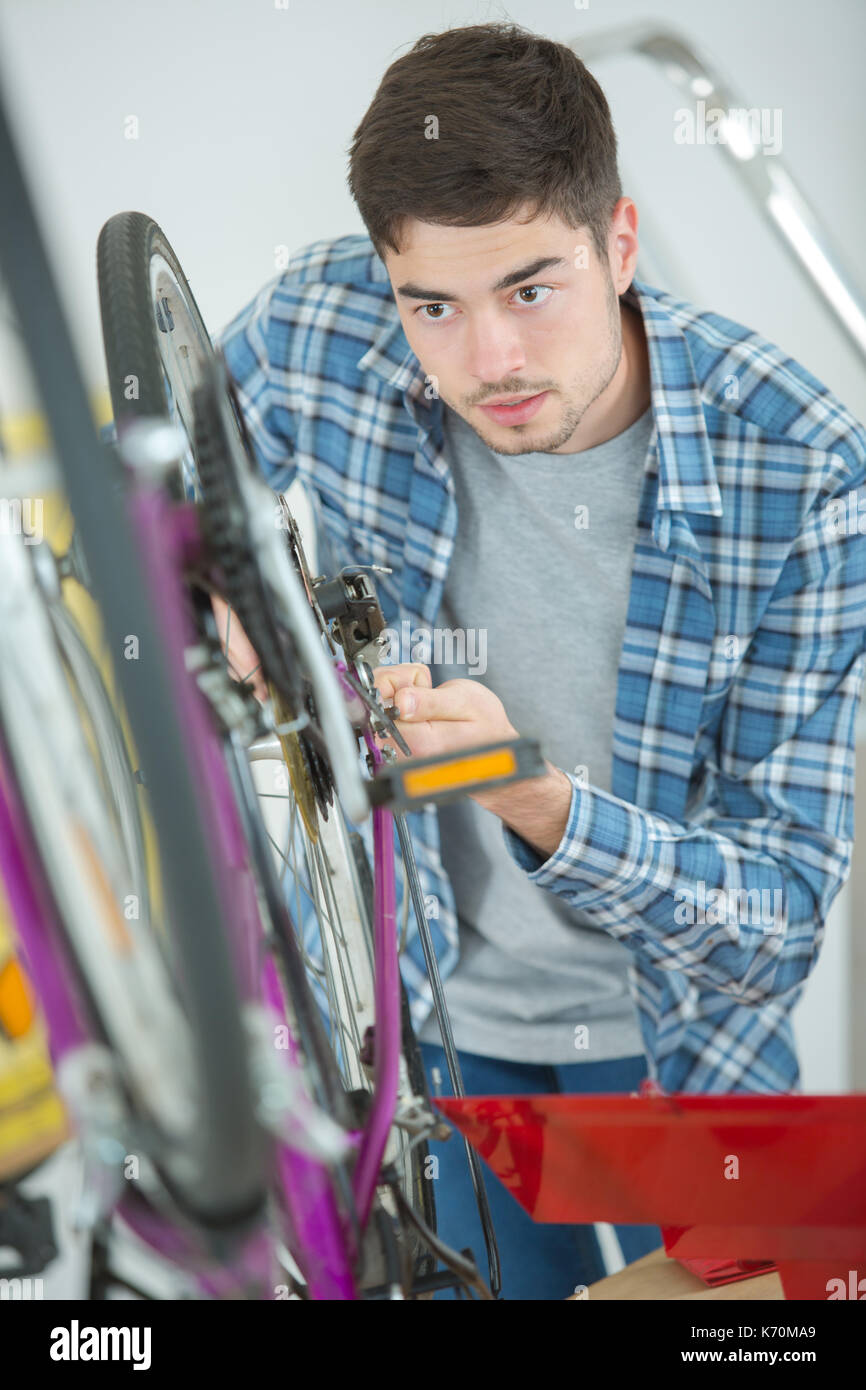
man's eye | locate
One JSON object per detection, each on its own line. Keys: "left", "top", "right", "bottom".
{"left": 416, "top": 302, "right": 455, "bottom": 322}
{"left": 513, "top": 285, "right": 553, "bottom": 306}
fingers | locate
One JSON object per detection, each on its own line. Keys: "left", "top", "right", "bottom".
{"left": 229, "top": 634, "right": 267, "bottom": 700}
{"left": 390, "top": 680, "right": 473, "bottom": 723}
{"left": 211, "top": 592, "right": 268, "bottom": 702}
{"left": 372, "top": 664, "right": 472, "bottom": 730}
{"left": 372, "top": 662, "right": 433, "bottom": 702}
{"left": 242, "top": 665, "right": 269, "bottom": 704}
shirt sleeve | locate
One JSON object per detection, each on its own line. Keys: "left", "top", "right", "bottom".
{"left": 215, "top": 280, "right": 298, "bottom": 495}
{"left": 502, "top": 483, "right": 866, "bottom": 1008}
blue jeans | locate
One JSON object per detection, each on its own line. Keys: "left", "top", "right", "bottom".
{"left": 418, "top": 1042, "right": 664, "bottom": 1300}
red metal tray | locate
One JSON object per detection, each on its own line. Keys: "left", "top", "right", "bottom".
{"left": 435, "top": 1087, "right": 866, "bottom": 1299}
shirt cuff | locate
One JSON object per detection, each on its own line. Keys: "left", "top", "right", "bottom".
{"left": 500, "top": 772, "right": 585, "bottom": 878}
{"left": 500, "top": 771, "right": 655, "bottom": 908}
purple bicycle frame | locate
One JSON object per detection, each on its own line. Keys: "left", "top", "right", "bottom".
{"left": 0, "top": 481, "right": 405, "bottom": 1300}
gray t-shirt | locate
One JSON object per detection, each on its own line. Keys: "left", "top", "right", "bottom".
{"left": 417, "top": 400, "right": 655, "bottom": 1063}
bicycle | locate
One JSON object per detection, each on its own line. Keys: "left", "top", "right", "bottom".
{"left": 0, "top": 76, "right": 546, "bottom": 1299}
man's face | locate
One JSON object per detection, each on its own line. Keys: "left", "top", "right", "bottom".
{"left": 383, "top": 206, "right": 625, "bottom": 456}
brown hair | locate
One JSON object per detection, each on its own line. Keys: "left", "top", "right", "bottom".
{"left": 347, "top": 22, "right": 622, "bottom": 266}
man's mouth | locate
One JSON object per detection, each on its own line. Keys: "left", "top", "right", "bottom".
{"left": 477, "top": 391, "right": 550, "bottom": 426}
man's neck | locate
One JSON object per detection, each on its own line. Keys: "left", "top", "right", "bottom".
{"left": 557, "top": 298, "right": 652, "bottom": 453}
{"left": 619, "top": 298, "right": 652, "bottom": 425}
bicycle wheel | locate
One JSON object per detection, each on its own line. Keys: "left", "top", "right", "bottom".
{"left": 97, "top": 211, "right": 439, "bottom": 1287}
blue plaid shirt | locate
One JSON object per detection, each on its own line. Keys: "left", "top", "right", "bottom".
{"left": 217, "top": 233, "right": 866, "bottom": 1095}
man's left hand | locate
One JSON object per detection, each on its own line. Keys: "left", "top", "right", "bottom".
{"left": 371, "top": 662, "right": 519, "bottom": 766}
{"left": 370, "top": 663, "right": 573, "bottom": 850}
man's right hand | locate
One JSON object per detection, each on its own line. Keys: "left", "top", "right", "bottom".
{"left": 210, "top": 592, "right": 268, "bottom": 702}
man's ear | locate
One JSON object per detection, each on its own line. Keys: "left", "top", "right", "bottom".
{"left": 609, "top": 197, "right": 640, "bottom": 296}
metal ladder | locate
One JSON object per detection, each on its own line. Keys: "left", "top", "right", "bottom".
{"left": 571, "top": 22, "right": 866, "bottom": 366}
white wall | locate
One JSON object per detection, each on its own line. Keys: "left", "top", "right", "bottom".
{"left": 0, "top": 0, "right": 863, "bottom": 1088}
{"left": 1, "top": 0, "right": 863, "bottom": 414}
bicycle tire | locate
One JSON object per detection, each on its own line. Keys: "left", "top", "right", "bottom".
{"left": 96, "top": 209, "right": 441, "bottom": 1288}
{"left": 97, "top": 211, "right": 211, "bottom": 500}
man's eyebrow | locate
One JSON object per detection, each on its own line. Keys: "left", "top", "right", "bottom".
{"left": 395, "top": 256, "right": 569, "bottom": 302}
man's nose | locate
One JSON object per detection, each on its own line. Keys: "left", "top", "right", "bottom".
{"left": 464, "top": 313, "right": 526, "bottom": 385}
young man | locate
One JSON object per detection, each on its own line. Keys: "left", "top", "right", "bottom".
{"left": 217, "top": 23, "right": 866, "bottom": 1299}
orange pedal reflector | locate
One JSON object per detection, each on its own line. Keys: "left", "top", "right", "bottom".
{"left": 369, "top": 736, "right": 546, "bottom": 811}
{"left": 402, "top": 747, "right": 517, "bottom": 798}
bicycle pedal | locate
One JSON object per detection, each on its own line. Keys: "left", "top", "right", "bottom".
{"left": 367, "top": 735, "right": 546, "bottom": 810}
